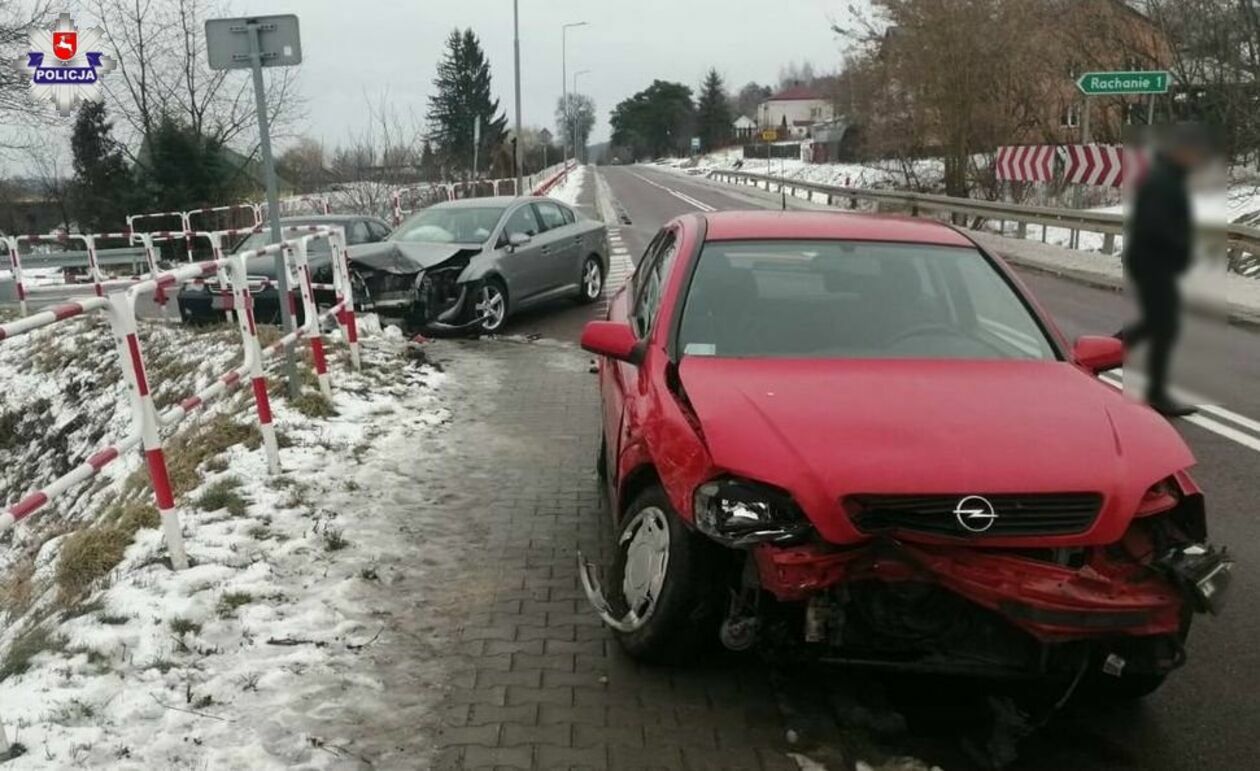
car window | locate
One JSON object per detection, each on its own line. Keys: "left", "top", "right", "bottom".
{"left": 502, "top": 205, "right": 543, "bottom": 243}
{"left": 560, "top": 206, "right": 576, "bottom": 225}
{"left": 347, "top": 221, "right": 371, "bottom": 244}
{"left": 533, "top": 201, "right": 567, "bottom": 232}
{"left": 366, "top": 220, "right": 390, "bottom": 241}
{"left": 393, "top": 206, "right": 506, "bottom": 244}
{"left": 632, "top": 231, "right": 678, "bottom": 339}
{"left": 677, "top": 240, "right": 1056, "bottom": 360}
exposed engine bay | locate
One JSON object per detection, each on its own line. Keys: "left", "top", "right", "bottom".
{"left": 347, "top": 242, "right": 486, "bottom": 334}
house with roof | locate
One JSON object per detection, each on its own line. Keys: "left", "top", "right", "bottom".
{"left": 757, "top": 84, "right": 835, "bottom": 139}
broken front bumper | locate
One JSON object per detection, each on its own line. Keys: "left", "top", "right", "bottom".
{"left": 752, "top": 539, "right": 1232, "bottom": 642}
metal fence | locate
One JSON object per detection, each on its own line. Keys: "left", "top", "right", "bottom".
{"left": 706, "top": 169, "right": 1260, "bottom": 269}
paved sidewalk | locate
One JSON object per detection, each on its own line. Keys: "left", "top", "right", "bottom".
{"left": 404, "top": 339, "right": 800, "bottom": 770}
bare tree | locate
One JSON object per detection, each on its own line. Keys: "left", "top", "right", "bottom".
{"left": 327, "top": 93, "right": 426, "bottom": 218}
{"left": 0, "top": 1, "right": 54, "bottom": 144}
{"left": 85, "top": 0, "right": 303, "bottom": 158}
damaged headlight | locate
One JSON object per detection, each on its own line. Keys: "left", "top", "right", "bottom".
{"left": 1159, "top": 543, "right": 1234, "bottom": 615}
{"left": 694, "top": 477, "right": 813, "bottom": 548}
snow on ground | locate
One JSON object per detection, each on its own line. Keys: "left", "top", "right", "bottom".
{"left": 657, "top": 146, "right": 945, "bottom": 191}
{"left": 548, "top": 164, "right": 587, "bottom": 207}
{"left": 0, "top": 319, "right": 450, "bottom": 768}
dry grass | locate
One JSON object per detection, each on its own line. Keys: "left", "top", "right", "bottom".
{"left": 122, "top": 413, "right": 261, "bottom": 504}
{"left": 54, "top": 501, "right": 159, "bottom": 603}
{"left": 196, "top": 477, "right": 249, "bottom": 516}
{"left": 0, "top": 626, "right": 64, "bottom": 682}
{"left": 55, "top": 528, "right": 131, "bottom": 603}
{"left": 291, "top": 391, "right": 336, "bottom": 419}
{"left": 0, "top": 557, "right": 36, "bottom": 615}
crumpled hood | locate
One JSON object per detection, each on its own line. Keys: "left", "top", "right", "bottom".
{"left": 347, "top": 241, "right": 482, "bottom": 274}
{"left": 678, "top": 357, "right": 1195, "bottom": 543}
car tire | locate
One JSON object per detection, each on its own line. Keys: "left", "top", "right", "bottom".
{"left": 577, "top": 256, "right": 604, "bottom": 305}
{"left": 478, "top": 278, "right": 509, "bottom": 333}
{"left": 605, "top": 485, "right": 721, "bottom": 664}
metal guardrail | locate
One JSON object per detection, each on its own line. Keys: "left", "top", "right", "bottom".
{"left": 13, "top": 246, "right": 148, "bottom": 270}
{"left": 707, "top": 169, "right": 1260, "bottom": 260}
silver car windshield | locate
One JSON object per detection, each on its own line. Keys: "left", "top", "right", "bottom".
{"left": 392, "top": 206, "right": 506, "bottom": 244}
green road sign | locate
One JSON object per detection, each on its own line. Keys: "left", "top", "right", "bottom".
{"left": 1077, "top": 70, "right": 1171, "bottom": 96}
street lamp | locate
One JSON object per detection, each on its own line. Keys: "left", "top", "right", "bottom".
{"left": 561, "top": 21, "right": 589, "bottom": 167}
{"left": 572, "top": 69, "right": 591, "bottom": 163}
{"left": 513, "top": 1, "right": 524, "bottom": 192}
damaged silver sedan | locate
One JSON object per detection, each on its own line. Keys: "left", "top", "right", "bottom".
{"left": 348, "top": 196, "right": 609, "bottom": 334}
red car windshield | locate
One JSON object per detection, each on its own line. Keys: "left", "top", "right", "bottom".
{"left": 677, "top": 240, "right": 1057, "bottom": 360}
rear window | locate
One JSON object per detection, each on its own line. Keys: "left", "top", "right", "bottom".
{"left": 677, "top": 240, "right": 1056, "bottom": 360}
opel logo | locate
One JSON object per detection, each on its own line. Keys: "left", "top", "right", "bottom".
{"left": 954, "top": 495, "right": 998, "bottom": 533}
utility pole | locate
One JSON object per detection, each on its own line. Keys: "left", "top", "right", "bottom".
{"left": 513, "top": 1, "right": 523, "bottom": 192}
{"left": 573, "top": 69, "right": 590, "bottom": 164}
{"left": 247, "top": 21, "right": 298, "bottom": 397}
{"left": 561, "top": 21, "right": 588, "bottom": 168}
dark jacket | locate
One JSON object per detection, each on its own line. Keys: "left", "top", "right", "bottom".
{"left": 1124, "top": 155, "right": 1192, "bottom": 281}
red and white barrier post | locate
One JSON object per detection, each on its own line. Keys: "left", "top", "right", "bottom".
{"left": 224, "top": 242, "right": 282, "bottom": 474}
{"left": 134, "top": 232, "right": 170, "bottom": 318}
{"left": 105, "top": 289, "right": 189, "bottom": 569}
{"left": 0, "top": 712, "right": 9, "bottom": 754}
{"left": 2, "top": 236, "right": 25, "bottom": 317}
{"left": 290, "top": 235, "right": 333, "bottom": 399}
{"left": 329, "top": 227, "right": 361, "bottom": 371}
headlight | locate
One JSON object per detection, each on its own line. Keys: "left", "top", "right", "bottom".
{"left": 1136, "top": 476, "right": 1181, "bottom": 517}
{"left": 693, "top": 477, "right": 812, "bottom": 548}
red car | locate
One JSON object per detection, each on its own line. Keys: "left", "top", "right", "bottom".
{"left": 579, "top": 210, "right": 1231, "bottom": 698}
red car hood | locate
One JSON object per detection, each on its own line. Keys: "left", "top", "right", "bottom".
{"left": 677, "top": 357, "right": 1195, "bottom": 545}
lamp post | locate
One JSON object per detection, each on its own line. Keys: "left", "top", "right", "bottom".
{"left": 573, "top": 69, "right": 590, "bottom": 164}
{"left": 513, "top": 0, "right": 523, "bottom": 192}
{"left": 561, "top": 21, "right": 588, "bottom": 167}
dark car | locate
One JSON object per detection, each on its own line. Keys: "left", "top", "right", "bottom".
{"left": 176, "top": 214, "right": 392, "bottom": 325}
{"left": 349, "top": 196, "right": 608, "bottom": 334}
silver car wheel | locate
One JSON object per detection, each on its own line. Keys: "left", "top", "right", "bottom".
{"left": 619, "top": 506, "right": 671, "bottom": 628}
{"left": 583, "top": 259, "right": 604, "bottom": 300}
{"left": 478, "top": 284, "right": 506, "bottom": 331}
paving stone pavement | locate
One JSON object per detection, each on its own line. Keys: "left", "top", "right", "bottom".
{"left": 405, "top": 338, "right": 803, "bottom": 771}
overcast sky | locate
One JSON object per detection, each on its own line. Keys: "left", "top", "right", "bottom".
{"left": 237, "top": 0, "right": 857, "bottom": 151}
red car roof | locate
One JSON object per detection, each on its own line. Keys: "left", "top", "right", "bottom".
{"left": 701, "top": 210, "right": 976, "bottom": 248}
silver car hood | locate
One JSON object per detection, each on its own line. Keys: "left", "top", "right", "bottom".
{"left": 348, "top": 241, "right": 483, "bottom": 274}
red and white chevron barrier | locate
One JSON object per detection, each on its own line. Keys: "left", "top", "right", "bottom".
{"left": 1, "top": 224, "right": 361, "bottom": 571}
{"left": 995, "top": 145, "right": 1055, "bottom": 182}
{"left": 1062, "top": 144, "right": 1143, "bottom": 188}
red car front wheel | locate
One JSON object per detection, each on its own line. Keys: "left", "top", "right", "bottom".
{"left": 606, "top": 486, "right": 721, "bottom": 663}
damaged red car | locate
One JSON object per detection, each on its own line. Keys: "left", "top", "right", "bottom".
{"left": 579, "top": 210, "right": 1232, "bottom": 698}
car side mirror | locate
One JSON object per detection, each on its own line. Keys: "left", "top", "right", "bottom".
{"left": 581, "top": 321, "right": 644, "bottom": 365}
{"left": 507, "top": 232, "right": 531, "bottom": 252}
{"left": 1073, "top": 335, "right": 1124, "bottom": 373}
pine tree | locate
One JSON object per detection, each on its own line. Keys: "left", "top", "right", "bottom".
{"left": 695, "top": 69, "right": 732, "bottom": 153}
{"left": 426, "top": 29, "right": 509, "bottom": 178}
{"left": 70, "top": 101, "right": 134, "bottom": 231}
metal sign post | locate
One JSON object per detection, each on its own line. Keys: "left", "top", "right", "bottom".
{"left": 473, "top": 115, "right": 481, "bottom": 178}
{"left": 206, "top": 14, "right": 302, "bottom": 397}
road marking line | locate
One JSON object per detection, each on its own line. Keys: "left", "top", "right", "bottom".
{"left": 629, "top": 170, "right": 718, "bottom": 212}
{"left": 1099, "top": 374, "right": 1260, "bottom": 453}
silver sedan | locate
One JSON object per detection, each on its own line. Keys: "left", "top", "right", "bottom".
{"left": 348, "top": 196, "right": 609, "bottom": 334}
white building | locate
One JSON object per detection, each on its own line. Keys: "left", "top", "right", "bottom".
{"left": 757, "top": 85, "right": 835, "bottom": 139}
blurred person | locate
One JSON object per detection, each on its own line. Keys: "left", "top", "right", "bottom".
{"left": 1117, "top": 124, "right": 1214, "bottom": 418}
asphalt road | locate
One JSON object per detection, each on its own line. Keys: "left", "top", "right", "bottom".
{"left": 508, "top": 163, "right": 1260, "bottom": 770}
